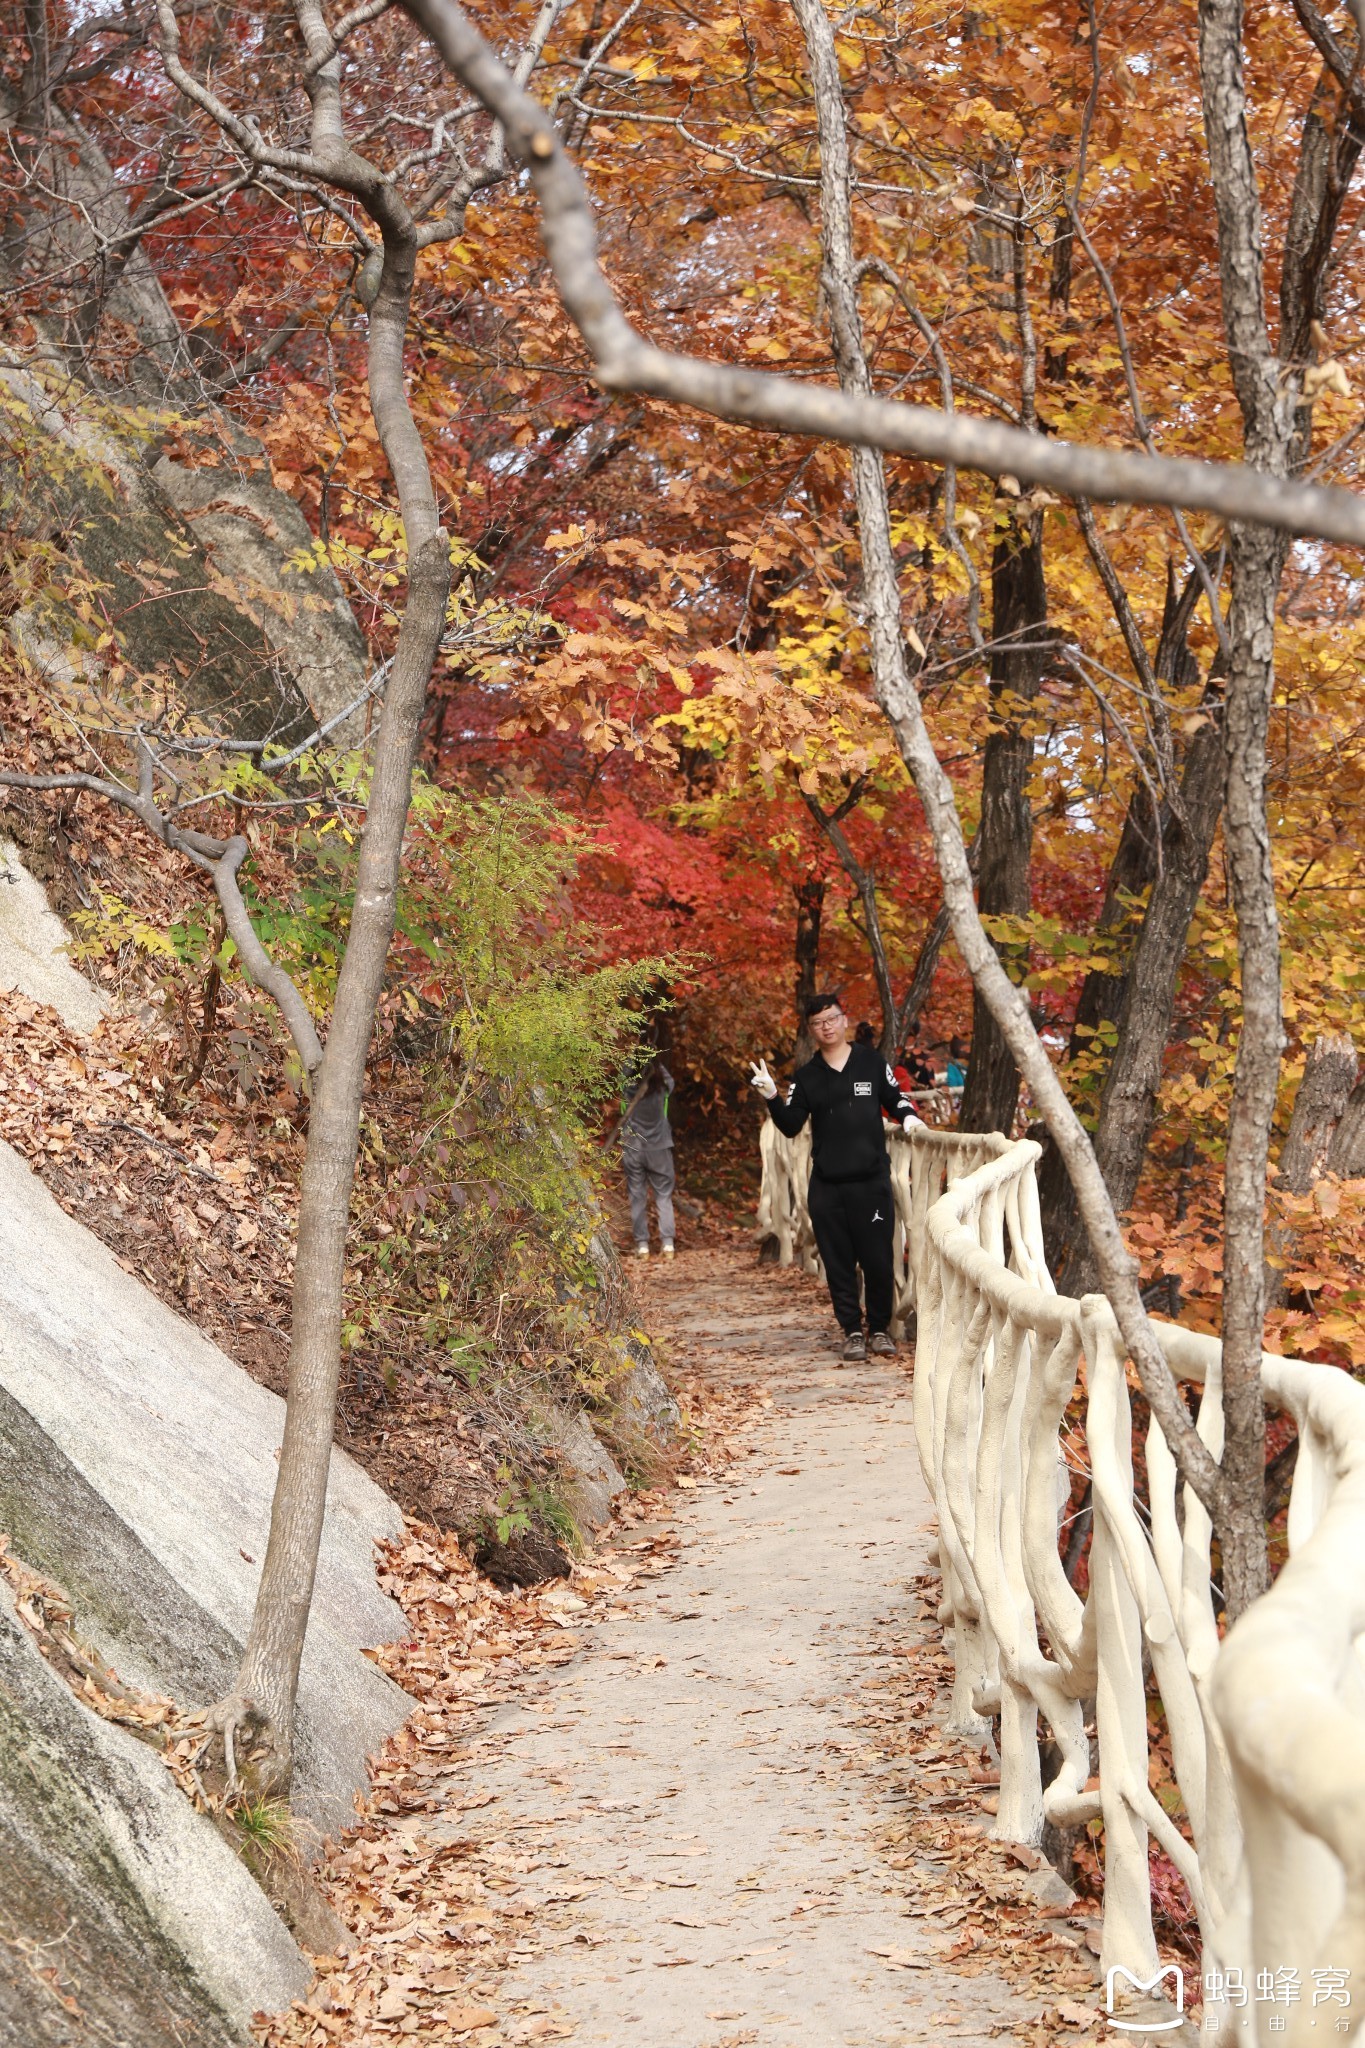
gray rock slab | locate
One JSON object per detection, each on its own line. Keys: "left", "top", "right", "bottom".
{"left": 541, "top": 1407, "right": 627, "bottom": 1533}
{"left": 0, "top": 840, "right": 105, "bottom": 1032}
{"left": 0, "top": 1583, "right": 308, "bottom": 2046}
{"left": 0, "top": 1139, "right": 411, "bottom": 1833}
{"left": 608, "top": 1340, "right": 681, "bottom": 1444}
{"left": 151, "top": 454, "right": 370, "bottom": 731}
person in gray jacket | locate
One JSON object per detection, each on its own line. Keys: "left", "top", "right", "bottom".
{"left": 621, "top": 1059, "right": 676, "bottom": 1258}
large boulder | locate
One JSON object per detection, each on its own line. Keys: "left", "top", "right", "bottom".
{"left": 0, "top": 1138, "right": 411, "bottom": 1834}
{"left": 0, "top": 1583, "right": 308, "bottom": 2047}
{"left": 0, "top": 839, "right": 105, "bottom": 1033}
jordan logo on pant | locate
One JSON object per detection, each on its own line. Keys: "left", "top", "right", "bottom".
{"left": 871, "top": 1209, "right": 883, "bottom": 1222}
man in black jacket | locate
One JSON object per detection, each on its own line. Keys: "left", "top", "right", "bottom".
{"left": 750, "top": 991, "right": 917, "bottom": 1363}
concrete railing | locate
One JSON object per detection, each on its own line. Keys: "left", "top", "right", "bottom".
{"left": 757, "top": 1121, "right": 1365, "bottom": 2038}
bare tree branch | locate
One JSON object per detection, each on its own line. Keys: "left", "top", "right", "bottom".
{"left": 0, "top": 764, "right": 324, "bottom": 1072}
{"left": 399, "top": 0, "right": 1365, "bottom": 547}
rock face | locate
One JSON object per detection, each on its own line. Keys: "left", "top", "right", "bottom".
{"left": 610, "top": 1342, "right": 682, "bottom": 1449}
{"left": 546, "top": 1408, "right": 629, "bottom": 1533}
{"left": 151, "top": 433, "right": 369, "bottom": 732}
{"left": 0, "top": 1583, "right": 308, "bottom": 2047}
{"left": 0, "top": 1138, "right": 411, "bottom": 1834}
{"left": 1, "top": 365, "right": 369, "bottom": 744}
{"left": 0, "top": 839, "right": 106, "bottom": 1032}
{"left": 0, "top": 82, "right": 371, "bottom": 742}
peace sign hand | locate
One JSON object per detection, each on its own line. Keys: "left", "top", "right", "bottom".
{"left": 748, "top": 1058, "right": 778, "bottom": 1101}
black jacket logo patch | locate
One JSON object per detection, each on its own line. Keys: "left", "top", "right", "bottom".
{"left": 853, "top": 1080, "right": 872, "bottom": 1097}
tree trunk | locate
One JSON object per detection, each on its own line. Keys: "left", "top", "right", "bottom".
{"left": 1276, "top": 1033, "right": 1358, "bottom": 1193}
{"left": 788, "top": 0, "right": 1228, "bottom": 1534}
{"left": 1264, "top": 1032, "right": 1358, "bottom": 1307}
{"left": 793, "top": 874, "right": 824, "bottom": 1063}
{"left": 1062, "top": 565, "right": 1206, "bottom": 1055}
{"left": 220, "top": 213, "right": 450, "bottom": 1791}
{"left": 1216, "top": 520, "right": 1286, "bottom": 1618}
{"left": 959, "top": 517, "right": 1047, "bottom": 1134}
{"left": 1198, "top": 0, "right": 1313, "bottom": 1617}
{"left": 1326, "top": 1073, "right": 1365, "bottom": 1177}
{"left": 1040, "top": 568, "right": 1215, "bottom": 1270}
{"left": 896, "top": 902, "right": 950, "bottom": 1043}
{"left": 1058, "top": 709, "right": 1226, "bottom": 1293}
{"left": 802, "top": 790, "right": 898, "bottom": 1055}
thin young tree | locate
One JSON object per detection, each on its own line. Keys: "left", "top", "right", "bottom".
{"left": 144, "top": 0, "right": 581, "bottom": 1789}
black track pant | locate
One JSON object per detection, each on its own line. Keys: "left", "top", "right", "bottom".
{"left": 807, "top": 1169, "right": 895, "bottom": 1336}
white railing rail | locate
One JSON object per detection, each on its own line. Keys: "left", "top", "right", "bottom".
{"left": 757, "top": 1121, "right": 1365, "bottom": 2039}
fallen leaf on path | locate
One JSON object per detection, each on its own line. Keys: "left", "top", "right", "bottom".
{"left": 1004, "top": 1845, "right": 1043, "bottom": 1870}
{"left": 539, "top": 1589, "right": 587, "bottom": 1615}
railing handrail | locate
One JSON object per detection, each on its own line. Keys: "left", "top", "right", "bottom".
{"left": 757, "top": 1118, "right": 1365, "bottom": 2039}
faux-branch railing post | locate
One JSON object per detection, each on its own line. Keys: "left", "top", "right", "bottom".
{"left": 757, "top": 1123, "right": 1365, "bottom": 2042}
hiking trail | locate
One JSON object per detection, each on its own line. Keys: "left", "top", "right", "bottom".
{"left": 414, "top": 1244, "right": 1057, "bottom": 2046}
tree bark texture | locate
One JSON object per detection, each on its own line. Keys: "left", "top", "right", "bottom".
{"left": 1276, "top": 1033, "right": 1358, "bottom": 1194}
{"left": 232, "top": 532, "right": 449, "bottom": 1776}
{"left": 1327, "top": 1073, "right": 1365, "bottom": 1177}
{"left": 959, "top": 518, "right": 1047, "bottom": 1135}
{"left": 1061, "top": 565, "right": 1207, "bottom": 1061}
{"left": 1198, "top": 0, "right": 1307, "bottom": 1615}
{"left": 1264, "top": 1032, "right": 1358, "bottom": 1309}
{"left": 1216, "top": 524, "right": 1287, "bottom": 1615}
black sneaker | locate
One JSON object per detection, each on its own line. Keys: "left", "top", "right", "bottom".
{"left": 868, "top": 1331, "right": 897, "bottom": 1357}
{"left": 841, "top": 1330, "right": 867, "bottom": 1363}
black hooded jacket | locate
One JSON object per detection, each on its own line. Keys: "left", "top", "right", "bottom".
{"left": 766, "top": 1043, "right": 913, "bottom": 1183}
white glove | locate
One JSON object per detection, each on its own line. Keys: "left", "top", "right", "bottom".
{"left": 902, "top": 1113, "right": 925, "bottom": 1134}
{"left": 749, "top": 1058, "right": 778, "bottom": 1101}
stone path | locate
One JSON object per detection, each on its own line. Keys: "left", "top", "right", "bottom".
{"left": 423, "top": 1245, "right": 1041, "bottom": 2046}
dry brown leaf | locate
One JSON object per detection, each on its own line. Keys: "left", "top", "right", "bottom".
{"left": 444, "top": 2006, "right": 497, "bottom": 2033}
